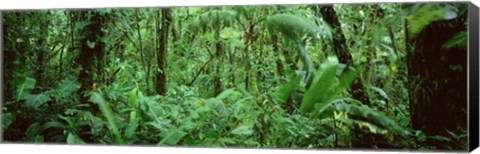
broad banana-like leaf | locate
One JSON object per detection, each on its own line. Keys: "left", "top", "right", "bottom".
{"left": 16, "top": 77, "right": 36, "bottom": 101}
{"left": 276, "top": 73, "right": 302, "bottom": 104}
{"left": 25, "top": 94, "right": 51, "bottom": 109}
{"left": 266, "top": 13, "right": 320, "bottom": 41}
{"left": 67, "top": 133, "right": 86, "bottom": 144}
{"left": 89, "top": 92, "right": 123, "bottom": 144}
{"left": 2, "top": 113, "right": 13, "bottom": 129}
{"left": 300, "top": 57, "right": 339, "bottom": 114}
{"left": 297, "top": 41, "right": 315, "bottom": 87}
{"left": 128, "top": 87, "right": 138, "bottom": 109}
{"left": 311, "top": 66, "right": 357, "bottom": 117}
{"left": 442, "top": 31, "right": 467, "bottom": 49}
{"left": 158, "top": 129, "right": 187, "bottom": 145}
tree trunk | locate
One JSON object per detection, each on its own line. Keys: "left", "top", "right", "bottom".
{"left": 271, "top": 34, "right": 284, "bottom": 80}
{"left": 35, "top": 12, "right": 49, "bottom": 91}
{"left": 228, "top": 47, "right": 236, "bottom": 87}
{"left": 134, "top": 10, "right": 150, "bottom": 94}
{"left": 156, "top": 8, "right": 171, "bottom": 95}
{"left": 76, "top": 10, "right": 105, "bottom": 109}
{"left": 407, "top": 5, "right": 467, "bottom": 148}
{"left": 2, "top": 14, "right": 16, "bottom": 102}
{"left": 214, "top": 39, "right": 223, "bottom": 96}
{"left": 4, "top": 13, "right": 30, "bottom": 101}
{"left": 317, "top": 5, "right": 370, "bottom": 106}
{"left": 75, "top": 10, "right": 110, "bottom": 143}
{"left": 60, "top": 12, "right": 76, "bottom": 81}
{"left": 213, "top": 11, "right": 224, "bottom": 96}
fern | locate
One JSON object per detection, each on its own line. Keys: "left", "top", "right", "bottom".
{"left": 335, "top": 102, "right": 407, "bottom": 135}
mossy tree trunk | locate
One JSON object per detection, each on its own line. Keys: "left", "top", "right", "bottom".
{"left": 406, "top": 5, "right": 467, "bottom": 149}
{"left": 156, "top": 8, "right": 171, "bottom": 95}
{"left": 316, "top": 5, "right": 370, "bottom": 106}
{"left": 76, "top": 10, "right": 106, "bottom": 110}
{"left": 34, "top": 12, "right": 50, "bottom": 91}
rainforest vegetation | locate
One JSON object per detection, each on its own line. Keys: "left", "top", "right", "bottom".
{"left": 1, "top": 3, "right": 469, "bottom": 150}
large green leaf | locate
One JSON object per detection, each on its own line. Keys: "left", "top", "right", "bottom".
{"left": 369, "top": 85, "right": 389, "bottom": 100}
{"left": 300, "top": 57, "right": 339, "bottom": 114}
{"left": 88, "top": 92, "right": 123, "bottom": 144}
{"left": 231, "top": 125, "right": 254, "bottom": 135}
{"left": 124, "top": 121, "right": 139, "bottom": 139}
{"left": 231, "top": 118, "right": 254, "bottom": 135}
{"left": 220, "top": 27, "right": 242, "bottom": 39}
{"left": 228, "top": 38, "right": 245, "bottom": 49}
{"left": 67, "top": 133, "right": 86, "bottom": 144}
{"left": 442, "top": 31, "right": 467, "bottom": 49}
{"left": 74, "top": 21, "right": 92, "bottom": 30}
{"left": 428, "top": 135, "right": 452, "bottom": 142}
{"left": 337, "top": 67, "right": 357, "bottom": 91}
{"left": 276, "top": 73, "right": 302, "bottom": 104}
{"left": 25, "top": 122, "right": 41, "bottom": 137}
{"left": 266, "top": 13, "right": 320, "bottom": 41}
{"left": 25, "top": 94, "right": 51, "bottom": 109}
{"left": 298, "top": 41, "right": 315, "bottom": 87}
{"left": 59, "top": 79, "right": 81, "bottom": 94}
{"left": 215, "top": 88, "right": 240, "bottom": 101}
{"left": 45, "top": 78, "right": 80, "bottom": 101}
{"left": 16, "top": 77, "right": 36, "bottom": 100}
{"left": 87, "top": 40, "right": 96, "bottom": 49}
{"left": 300, "top": 57, "right": 358, "bottom": 117}
{"left": 40, "top": 121, "right": 67, "bottom": 131}
{"left": 336, "top": 102, "right": 406, "bottom": 135}
{"left": 128, "top": 87, "right": 138, "bottom": 109}
{"left": 2, "top": 113, "right": 13, "bottom": 129}
{"left": 158, "top": 130, "right": 187, "bottom": 146}
{"left": 312, "top": 67, "right": 357, "bottom": 116}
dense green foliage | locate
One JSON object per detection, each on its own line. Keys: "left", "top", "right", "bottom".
{"left": 1, "top": 3, "right": 468, "bottom": 150}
